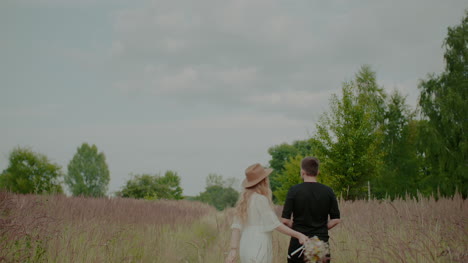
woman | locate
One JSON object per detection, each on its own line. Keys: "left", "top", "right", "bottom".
{"left": 225, "top": 163, "right": 308, "bottom": 263}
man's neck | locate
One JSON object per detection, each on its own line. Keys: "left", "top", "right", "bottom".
{"left": 303, "top": 175, "right": 318, "bottom": 183}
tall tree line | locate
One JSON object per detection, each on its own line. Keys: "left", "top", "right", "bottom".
{"left": 270, "top": 12, "right": 467, "bottom": 201}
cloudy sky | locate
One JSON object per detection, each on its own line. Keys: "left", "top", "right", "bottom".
{"left": 1, "top": 0, "right": 466, "bottom": 196}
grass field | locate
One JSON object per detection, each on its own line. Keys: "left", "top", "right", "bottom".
{"left": 1, "top": 191, "right": 466, "bottom": 262}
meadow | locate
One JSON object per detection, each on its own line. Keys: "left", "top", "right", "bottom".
{"left": 0, "top": 191, "right": 466, "bottom": 263}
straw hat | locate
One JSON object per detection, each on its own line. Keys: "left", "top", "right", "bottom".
{"left": 242, "top": 163, "right": 273, "bottom": 188}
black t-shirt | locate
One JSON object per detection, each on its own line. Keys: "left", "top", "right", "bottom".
{"left": 281, "top": 182, "right": 340, "bottom": 240}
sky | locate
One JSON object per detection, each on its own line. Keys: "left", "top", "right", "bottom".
{"left": 1, "top": 0, "right": 466, "bottom": 196}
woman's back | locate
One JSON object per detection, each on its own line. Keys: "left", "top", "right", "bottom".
{"left": 233, "top": 193, "right": 281, "bottom": 263}
{"left": 232, "top": 193, "right": 280, "bottom": 231}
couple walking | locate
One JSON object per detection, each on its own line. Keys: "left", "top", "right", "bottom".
{"left": 225, "top": 157, "right": 341, "bottom": 263}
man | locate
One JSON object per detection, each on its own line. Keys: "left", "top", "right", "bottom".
{"left": 281, "top": 157, "right": 341, "bottom": 263}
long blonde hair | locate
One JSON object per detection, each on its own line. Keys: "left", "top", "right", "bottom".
{"left": 235, "top": 177, "right": 273, "bottom": 223}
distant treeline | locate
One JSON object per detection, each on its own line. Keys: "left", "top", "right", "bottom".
{"left": 0, "top": 144, "right": 239, "bottom": 210}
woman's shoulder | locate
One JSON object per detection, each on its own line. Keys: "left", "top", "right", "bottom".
{"left": 251, "top": 193, "right": 268, "bottom": 202}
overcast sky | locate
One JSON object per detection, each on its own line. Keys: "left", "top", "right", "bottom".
{"left": 1, "top": 0, "right": 466, "bottom": 196}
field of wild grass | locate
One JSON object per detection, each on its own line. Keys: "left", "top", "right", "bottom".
{"left": 1, "top": 192, "right": 466, "bottom": 263}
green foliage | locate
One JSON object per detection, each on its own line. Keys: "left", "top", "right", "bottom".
{"left": 273, "top": 155, "right": 303, "bottom": 204}
{"left": 197, "top": 185, "right": 239, "bottom": 211}
{"left": 269, "top": 13, "right": 468, "bottom": 200}
{"left": 65, "top": 143, "right": 110, "bottom": 197}
{"left": 267, "top": 139, "right": 317, "bottom": 194}
{"left": 196, "top": 174, "right": 239, "bottom": 210}
{"left": 118, "top": 171, "right": 183, "bottom": 200}
{"left": 155, "top": 171, "right": 183, "bottom": 199}
{"left": 372, "top": 91, "right": 422, "bottom": 198}
{"left": 418, "top": 12, "right": 468, "bottom": 197}
{"left": 205, "top": 173, "right": 225, "bottom": 188}
{"left": 314, "top": 66, "right": 386, "bottom": 199}
{"left": 0, "top": 147, "right": 63, "bottom": 194}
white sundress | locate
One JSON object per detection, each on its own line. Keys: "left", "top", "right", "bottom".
{"left": 231, "top": 193, "right": 282, "bottom": 263}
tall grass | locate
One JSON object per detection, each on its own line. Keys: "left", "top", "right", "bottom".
{"left": 332, "top": 194, "right": 467, "bottom": 262}
{"left": 1, "top": 191, "right": 466, "bottom": 262}
{"left": 0, "top": 192, "right": 218, "bottom": 262}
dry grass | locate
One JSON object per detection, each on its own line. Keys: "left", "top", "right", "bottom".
{"left": 0, "top": 192, "right": 217, "bottom": 262}
{"left": 330, "top": 195, "right": 467, "bottom": 263}
{"left": 0, "top": 191, "right": 466, "bottom": 262}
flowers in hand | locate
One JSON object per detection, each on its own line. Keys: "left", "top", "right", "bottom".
{"left": 303, "top": 236, "right": 329, "bottom": 263}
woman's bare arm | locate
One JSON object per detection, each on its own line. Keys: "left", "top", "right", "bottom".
{"left": 280, "top": 218, "right": 293, "bottom": 228}
{"left": 275, "top": 224, "right": 308, "bottom": 244}
{"left": 225, "top": 228, "right": 240, "bottom": 263}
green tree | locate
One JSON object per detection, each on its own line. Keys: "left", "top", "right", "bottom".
{"left": 418, "top": 12, "right": 467, "bottom": 197}
{"left": 118, "top": 174, "right": 160, "bottom": 199}
{"left": 0, "top": 147, "right": 63, "bottom": 194}
{"left": 117, "top": 171, "right": 183, "bottom": 200}
{"left": 196, "top": 174, "right": 239, "bottom": 210}
{"left": 65, "top": 143, "right": 110, "bottom": 197}
{"left": 197, "top": 185, "right": 239, "bottom": 211}
{"left": 373, "top": 91, "right": 421, "bottom": 198}
{"left": 273, "top": 155, "right": 303, "bottom": 204}
{"left": 267, "top": 139, "right": 317, "bottom": 194}
{"left": 156, "top": 171, "right": 183, "bottom": 200}
{"left": 205, "top": 173, "right": 225, "bottom": 187}
{"left": 314, "top": 66, "right": 386, "bottom": 199}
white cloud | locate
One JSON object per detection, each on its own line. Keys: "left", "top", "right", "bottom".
{"left": 155, "top": 67, "right": 199, "bottom": 94}
{"left": 0, "top": 104, "right": 63, "bottom": 118}
{"left": 109, "top": 41, "right": 125, "bottom": 57}
{"left": 9, "top": 0, "right": 123, "bottom": 7}
{"left": 104, "top": 0, "right": 465, "bottom": 112}
{"left": 245, "top": 90, "right": 333, "bottom": 110}
{"left": 112, "top": 65, "right": 259, "bottom": 99}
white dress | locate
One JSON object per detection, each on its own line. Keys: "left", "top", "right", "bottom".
{"left": 231, "top": 193, "right": 282, "bottom": 263}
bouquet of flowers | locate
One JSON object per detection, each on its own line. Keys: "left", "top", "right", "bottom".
{"left": 289, "top": 236, "right": 329, "bottom": 263}
{"left": 303, "top": 236, "right": 329, "bottom": 263}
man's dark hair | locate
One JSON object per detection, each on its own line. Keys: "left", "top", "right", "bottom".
{"left": 301, "top": 157, "right": 319, "bottom": 176}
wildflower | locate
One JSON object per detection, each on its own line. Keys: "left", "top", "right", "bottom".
{"left": 303, "top": 236, "right": 329, "bottom": 263}
{"left": 289, "top": 236, "right": 329, "bottom": 263}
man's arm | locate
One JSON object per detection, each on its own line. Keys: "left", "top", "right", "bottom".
{"left": 327, "top": 218, "right": 340, "bottom": 230}
{"left": 281, "top": 187, "right": 295, "bottom": 228}
{"left": 328, "top": 188, "right": 341, "bottom": 230}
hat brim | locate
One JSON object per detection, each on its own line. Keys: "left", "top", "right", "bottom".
{"left": 242, "top": 168, "right": 273, "bottom": 188}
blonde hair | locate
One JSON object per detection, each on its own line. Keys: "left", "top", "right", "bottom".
{"left": 235, "top": 177, "right": 273, "bottom": 223}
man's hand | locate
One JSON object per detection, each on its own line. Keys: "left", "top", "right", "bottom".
{"left": 327, "top": 219, "right": 341, "bottom": 230}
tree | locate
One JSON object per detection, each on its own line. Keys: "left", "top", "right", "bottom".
{"left": 197, "top": 185, "right": 239, "bottom": 211}
{"left": 314, "top": 66, "right": 386, "bottom": 199}
{"left": 117, "top": 171, "right": 183, "bottom": 200}
{"left": 273, "top": 155, "right": 303, "bottom": 204}
{"left": 418, "top": 12, "right": 467, "bottom": 197}
{"left": 372, "top": 91, "right": 421, "bottom": 198}
{"left": 205, "top": 173, "right": 225, "bottom": 187}
{"left": 196, "top": 174, "right": 239, "bottom": 210}
{"left": 0, "top": 147, "right": 63, "bottom": 194}
{"left": 65, "top": 143, "right": 110, "bottom": 197}
{"left": 156, "top": 171, "right": 183, "bottom": 199}
{"left": 267, "top": 139, "right": 317, "bottom": 195}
